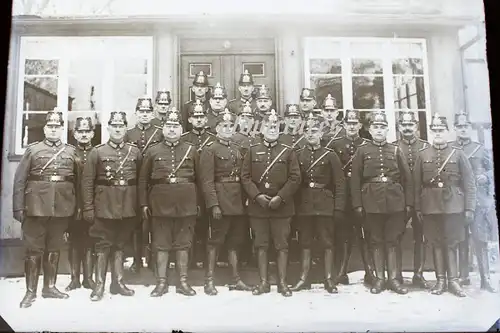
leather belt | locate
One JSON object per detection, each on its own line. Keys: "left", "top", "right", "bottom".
{"left": 365, "top": 175, "right": 399, "bottom": 183}
{"left": 150, "top": 177, "right": 194, "bottom": 185}
{"left": 96, "top": 179, "right": 137, "bottom": 186}
{"left": 215, "top": 176, "right": 240, "bottom": 183}
{"left": 303, "top": 182, "right": 328, "bottom": 189}
{"left": 28, "top": 175, "right": 74, "bottom": 182}
{"left": 423, "top": 181, "right": 459, "bottom": 189}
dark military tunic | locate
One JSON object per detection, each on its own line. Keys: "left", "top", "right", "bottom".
{"left": 182, "top": 98, "right": 210, "bottom": 131}
{"left": 228, "top": 98, "right": 257, "bottom": 115}
{"left": 151, "top": 117, "right": 167, "bottom": 127}
{"left": 232, "top": 132, "right": 261, "bottom": 155}
{"left": 322, "top": 123, "right": 347, "bottom": 149}
{"left": 181, "top": 128, "right": 216, "bottom": 152}
{"left": 125, "top": 123, "right": 163, "bottom": 155}
{"left": 279, "top": 132, "right": 306, "bottom": 151}
{"left": 206, "top": 109, "right": 225, "bottom": 134}
{"left": 13, "top": 140, "right": 80, "bottom": 253}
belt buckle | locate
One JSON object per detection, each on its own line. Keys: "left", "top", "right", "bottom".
{"left": 170, "top": 177, "right": 177, "bottom": 184}
{"left": 347, "top": 171, "right": 351, "bottom": 177}
{"left": 235, "top": 176, "right": 240, "bottom": 182}
{"left": 438, "top": 182, "right": 444, "bottom": 188}
{"left": 309, "top": 182, "right": 315, "bottom": 188}
{"left": 119, "top": 179, "right": 126, "bottom": 186}
{"left": 50, "top": 176, "right": 58, "bottom": 181}
{"left": 264, "top": 182, "right": 270, "bottom": 189}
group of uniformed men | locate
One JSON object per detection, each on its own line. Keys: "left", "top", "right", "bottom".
{"left": 13, "top": 69, "right": 496, "bottom": 309}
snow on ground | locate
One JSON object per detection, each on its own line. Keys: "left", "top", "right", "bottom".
{"left": 0, "top": 271, "right": 499, "bottom": 332}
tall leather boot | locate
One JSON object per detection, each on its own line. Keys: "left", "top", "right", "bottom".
{"left": 82, "top": 248, "right": 96, "bottom": 290}
{"left": 395, "top": 240, "right": 404, "bottom": 284}
{"left": 204, "top": 246, "right": 218, "bottom": 295}
{"left": 476, "top": 241, "right": 496, "bottom": 293}
{"left": 227, "top": 249, "right": 252, "bottom": 291}
{"left": 458, "top": 227, "right": 470, "bottom": 285}
{"left": 447, "top": 245, "right": 466, "bottom": 297}
{"left": 324, "top": 249, "right": 338, "bottom": 293}
{"left": 336, "top": 241, "right": 352, "bottom": 285}
{"left": 110, "top": 250, "right": 135, "bottom": 296}
{"left": 20, "top": 255, "right": 41, "bottom": 308}
{"left": 277, "top": 250, "right": 292, "bottom": 297}
{"left": 387, "top": 246, "right": 408, "bottom": 294}
{"left": 130, "top": 231, "right": 143, "bottom": 274}
{"left": 90, "top": 249, "right": 109, "bottom": 301}
{"left": 358, "top": 234, "right": 376, "bottom": 286}
{"left": 252, "top": 248, "right": 270, "bottom": 295}
{"left": 412, "top": 240, "right": 430, "bottom": 288}
{"left": 65, "top": 245, "right": 82, "bottom": 291}
{"left": 290, "top": 248, "right": 312, "bottom": 291}
{"left": 370, "top": 245, "right": 386, "bottom": 294}
{"left": 176, "top": 250, "right": 196, "bottom": 296}
{"left": 150, "top": 251, "right": 169, "bottom": 297}
{"left": 42, "top": 252, "right": 69, "bottom": 299}
{"left": 430, "top": 244, "right": 446, "bottom": 295}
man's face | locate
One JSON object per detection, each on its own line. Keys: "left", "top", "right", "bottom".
{"left": 216, "top": 122, "right": 235, "bottom": 140}
{"left": 74, "top": 129, "right": 94, "bottom": 144}
{"left": 238, "top": 84, "right": 254, "bottom": 98}
{"left": 163, "top": 123, "right": 182, "bottom": 142}
{"left": 44, "top": 124, "right": 64, "bottom": 141}
{"left": 399, "top": 122, "right": 418, "bottom": 138}
{"left": 305, "top": 128, "right": 322, "bottom": 146}
{"left": 321, "top": 108, "right": 339, "bottom": 122}
{"left": 299, "top": 99, "right": 316, "bottom": 112}
{"left": 209, "top": 97, "right": 227, "bottom": 111}
{"left": 263, "top": 124, "right": 280, "bottom": 142}
{"left": 188, "top": 115, "right": 208, "bottom": 129}
{"left": 136, "top": 109, "right": 153, "bottom": 125}
{"left": 345, "top": 122, "right": 362, "bottom": 137}
{"left": 432, "top": 128, "right": 448, "bottom": 145}
{"left": 192, "top": 86, "right": 208, "bottom": 98}
{"left": 156, "top": 104, "right": 170, "bottom": 116}
{"left": 285, "top": 115, "right": 302, "bottom": 129}
{"left": 455, "top": 123, "right": 472, "bottom": 140}
{"left": 108, "top": 124, "right": 127, "bottom": 142}
{"left": 256, "top": 98, "right": 272, "bottom": 112}
{"left": 369, "top": 124, "right": 389, "bottom": 142}
{"left": 238, "top": 115, "right": 254, "bottom": 130}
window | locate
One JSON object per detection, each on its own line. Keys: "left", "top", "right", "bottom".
{"left": 189, "top": 63, "right": 212, "bottom": 77}
{"left": 304, "top": 38, "right": 431, "bottom": 141}
{"left": 243, "top": 63, "right": 265, "bottom": 77}
{"left": 16, "top": 36, "right": 153, "bottom": 155}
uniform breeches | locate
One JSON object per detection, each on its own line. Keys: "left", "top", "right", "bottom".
{"left": 207, "top": 215, "right": 247, "bottom": 250}
{"left": 423, "top": 213, "right": 465, "bottom": 247}
{"left": 471, "top": 206, "right": 493, "bottom": 243}
{"left": 152, "top": 216, "right": 196, "bottom": 251}
{"left": 67, "top": 219, "right": 94, "bottom": 248}
{"left": 336, "top": 211, "right": 356, "bottom": 242}
{"left": 297, "top": 216, "right": 335, "bottom": 249}
{"left": 22, "top": 216, "right": 69, "bottom": 255}
{"left": 90, "top": 217, "right": 137, "bottom": 252}
{"left": 411, "top": 212, "right": 425, "bottom": 243}
{"left": 250, "top": 217, "right": 291, "bottom": 251}
{"left": 365, "top": 212, "right": 406, "bottom": 247}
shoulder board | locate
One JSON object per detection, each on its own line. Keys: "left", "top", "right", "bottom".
{"left": 359, "top": 140, "right": 368, "bottom": 146}
{"left": 126, "top": 142, "right": 137, "bottom": 147}
{"left": 184, "top": 100, "right": 192, "bottom": 105}
{"left": 95, "top": 143, "right": 106, "bottom": 148}
{"left": 231, "top": 141, "right": 241, "bottom": 147}
{"left": 418, "top": 145, "right": 430, "bottom": 152}
{"left": 451, "top": 145, "right": 463, "bottom": 150}
{"left": 206, "top": 141, "right": 214, "bottom": 147}
{"left": 26, "top": 141, "right": 39, "bottom": 148}
{"left": 280, "top": 143, "right": 292, "bottom": 149}
{"left": 181, "top": 132, "right": 190, "bottom": 137}
{"left": 324, "top": 147, "right": 335, "bottom": 152}
{"left": 332, "top": 137, "right": 343, "bottom": 141}
{"left": 250, "top": 143, "right": 260, "bottom": 148}
{"left": 228, "top": 98, "right": 237, "bottom": 103}
{"left": 418, "top": 138, "right": 429, "bottom": 143}
{"left": 184, "top": 141, "right": 195, "bottom": 146}
{"left": 148, "top": 142, "right": 160, "bottom": 148}
{"left": 153, "top": 125, "right": 163, "bottom": 130}
{"left": 206, "top": 131, "right": 216, "bottom": 136}
{"left": 65, "top": 143, "right": 76, "bottom": 149}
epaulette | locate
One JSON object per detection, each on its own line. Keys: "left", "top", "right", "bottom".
{"left": 95, "top": 143, "right": 106, "bottom": 148}
{"left": 418, "top": 145, "right": 430, "bottom": 152}
{"left": 206, "top": 131, "right": 216, "bottom": 136}
{"left": 126, "top": 142, "right": 137, "bottom": 147}
{"left": 181, "top": 132, "right": 190, "bottom": 137}
{"left": 148, "top": 142, "right": 160, "bottom": 148}
{"left": 26, "top": 141, "right": 39, "bottom": 148}
{"left": 332, "top": 137, "right": 343, "bottom": 141}
{"left": 184, "top": 141, "right": 195, "bottom": 146}
{"left": 228, "top": 98, "right": 237, "bottom": 103}
{"left": 153, "top": 125, "right": 163, "bottom": 130}
{"left": 65, "top": 143, "right": 76, "bottom": 149}
{"left": 250, "top": 142, "right": 260, "bottom": 148}
{"left": 324, "top": 147, "right": 335, "bottom": 152}
{"left": 280, "top": 143, "right": 292, "bottom": 150}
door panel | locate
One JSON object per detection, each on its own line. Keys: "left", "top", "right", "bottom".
{"left": 234, "top": 54, "right": 276, "bottom": 107}
{"left": 181, "top": 55, "right": 222, "bottom": 105}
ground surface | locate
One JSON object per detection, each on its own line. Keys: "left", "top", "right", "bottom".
{"left": 0, "top": 270, "right": 499, "bottom": 332}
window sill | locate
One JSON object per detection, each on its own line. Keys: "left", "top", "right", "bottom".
{"left": 7, "top": 153, "right": 22, "bottom": 162}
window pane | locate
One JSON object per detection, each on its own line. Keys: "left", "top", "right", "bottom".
{"left": 24, "top": 59, "right": 59, "bottom": 75}
{"left": 114, "top": 58, "right": 148, "bottom": 75}
{"left": 68, "top": 75, "right": 103, "bottom": 111}
{"left": 69, "top": 58, "right": 104, "bottom": 76}
{"left": 243, "top": 63, "right": 265, "bottom": 76}
{"left": 353, "top": 77, "right": 385, "bottom": 109}
{"left": 21, "top": 113, "right": 48, "bottom": 147}
{"left": 310, "top": 76, "right": 343, "bottom": 109}
{"left": 393, "top": 76, "right": 426, "bottom": 109}
{"left": 392, "top": 58, "right": 424, "bottom": 75}
{"left": 67, "top": 111, "right": 102, "bottom": 147}
{"left": 24, "top": 78, "right": 58, "bottom": 111}
{"left": 391, "top": 42, "right": 424, "bottom": 59}
{"left": 309, "top": 59, "right": 341, "bottom": 75}
{"left": 189, "top": 63, "right": 212, "bottom": 77}
{"left": 113, "top": 76, "right": 148, "bottom": 111}
{"left": 352, "top": 59, "right": 383, "bottom": 75}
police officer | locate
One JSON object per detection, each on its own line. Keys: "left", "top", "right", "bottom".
{"left": 200, "top": 109, "right": 253, "bottom": 295}
{"left": 351, "top": 110, "right": 413, "bottom": 295}
{"left": 65, "top": 116, "right": 97, "bottom": 292}
{"left": 206, "top": 83, "right": 230, "bottom": 132}
{"left": 393, "top": 111, "right": 430, "bottom": 288}
{"left": 152, "top": 89, "right": 173, "bottom": 126}
{"left": 413, "top": 113, "right": 476, "bottom": 297}
{"left": 125, "top": 96, "right": 163, "bottom": 273}
{"left": 280, "top": 104, "right": 306, "bottom": 150}
{"left": 232, "top": 101, "right": 260, "bottom": 152}
{"left": 321, "top": 94, "right": 346, "bottom": 148}
{"left": 453, "top": 112, "right": 495, "bottom": 292}
{"left": 254, "top": 85, "right": 274, "bottom": 123}
{"left": 139, "top": 109, "right": 200, "bottom": 297}
{"left": 241, "top": 110, "right": 302, "bottom": 297}
{"left": 291, "top": 113, "right": 346, "bottom": 293}
{"left": 13, "top": 110, "right": 79, "bottom": 308}
{"left": 330, "top": 110, "right": 374, "bottom": 286}
{"left": 229, "top": 70, "right": 257, "bottom": 115}
{"left": 182, "top": 71, "right": 211, "bottom": 131}
{"left": 298, "top": 88, "right": 317, "bottom": 117}
{"left": 82, "top": 112, "right": 142, "bottom": 301}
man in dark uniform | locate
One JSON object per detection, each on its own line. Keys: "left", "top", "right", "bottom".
{"left": 241, "top": 110, "right": 302, "bottom": 297}
{"left": 125, "top": 96, "right": 163, "bottom": 273}
{"left": 200, "top": 109, "right": 253, "bottom": 295}
{"left": 82, "top": 112, "right": 142, "bottom": 301}
{"left": 13, "top": 110, "right": 79, "bottom": 308}
{"left": 393, "top": 111, "right": 430, "bottom": 288}
{"left": 65, "top": 116, "right": 96, "bottom": 292}
{"left": 279, "top": 104, "right": 306, "bottom": 150}
{"left": 206, "top": 83, "right": 229, "bottom": 132}
{"left": 290, "top": 113, "right": 346, "bottom": 293}
{"left": 139, "top": 109, "right": 200, "bottom": 297}
{"left": 229, "top": 70, "right": 257, "bottom": 115}
{"left": 351, "top": 110, "right": 413, "bottom": 295}
{"left": 330, "top": 110, "right": 374, "bottom": 286}
{"left": 298, "top": 88, "right": 317, "bottom": 118}
{"left": 254, "top": 85, "right": 274, "bottom": 123}
{"left": 321, "top": 94, "right": 346, "bottom": 148}
{"left": 232, "top": 101, "right": 260, "bottom": 152}
{"left": 182, "top": 71, "right": 210, "bottom": 131}
{"left": 151, "top": 89, "right": 173, "bottom": 126}
{"left": 453, "top": 112, "right": 495, "bottom": 292}
{"left": 413, "top": 113, "right": 476, "bottom": 297}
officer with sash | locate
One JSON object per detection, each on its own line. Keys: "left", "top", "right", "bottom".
{"left": 413, "top": 113, "right": 476, "bottom": 297}
{"left": 290, "top": 113, "right": 346, "bottom": 293}
{"left": 65, "top": 116, "right": 97, "bottom": 292}
{"left": 182, "top": 71, "right": 211, "bottom": 131}
{"left": 280, "top": 104, "right": 306, "bottom": 150}
{"left": 330, "top": 110, "right": 374, "bottom": 286}
{"left": 241, "top": 110, "right": 302, "bottom": 297}
{"left": 298, "top": 88, "right": 318, "bottom": 118}
{"left": 125, "top": 96, "right": 163, "bottom": 273}
{"left": 350, "top": 110, "right": 413, "bottom": 295}
{"left": 453, "top": 112, "right": 495, "bottom": 292}
{"left": 82, "top": 112, "right": 142, "bottom": 301}
{"left": 14, "top": 110, "right": 79, "bottom": 308}
{"left": 229, "top": 70, "right": 257, "bottom": 115}
{"left": 152, "top": 89, "right": 173, "bottom": 126}
{"left": 206, "top": 83, "right": 230, "bottom": 132}
{"left": 393, "top": 111, "right": 430, "bottom": 288}
{"left": 139, "top": 109, "right": 201, "bottom": 297}
{"left": 321, "top": 94, "right": 346, "bottom": 148}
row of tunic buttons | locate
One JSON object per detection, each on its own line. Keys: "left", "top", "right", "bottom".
{"left": 264, "top": 147, "right": 272, "bottom": 188}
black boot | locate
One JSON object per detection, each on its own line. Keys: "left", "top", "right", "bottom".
{"left": 150, "top": 251, "right": 169, "bottom": 297}
{"left": 65, "top": 245, "right": 82, "bottom": 291}
{"left": 204, "top": 246, "right": 218, "bottom": 296}
{"left": 227, "top": 249, "right": 252, "bottom": 291}
{"left": 252, "top": 249, "right": 271, "bottom": 295}
{"left": 336, "top": 241, "right": 352, "bottom": 285}
{"left": 176, "top": 250, "right": 196, "bottom": 296}
{"left": 41, "top": 252, "right": 69, "bottom": 299}
{"left": 430, "top": 245, "right": 446, "bottom": 295}
{"left": 395, "top": 240, "right": 404, "bottom": 284}
{"left": 82, "top": 248, "right": 96, "bottom": 290}
{"left": 447, "top": 245, "right": 466, "bottom": 297}
{"left": 387, "top": 246, "right": 408, "bottom": 294}
{"left": 458, "top": 228, "right": 471, "bottom": 286}
{"left": 290, "top": 249, "right": 312, "bottom": 291}
{"left": 90, "top": 249, "right": 109, "bottom": 301}
{"left": 277, "top": 250, "right": 292, "bottom": 297}
{"left": 370, "top": 245, "right": 386, "bottom": 294}
{"left": 20, "top": 255, "right": 41, "bottom": 308}
{"left": 412, "top": 240, "right": 430, "bottom": 288}
{"left": 476, "top": 241, "right": 496, "bottom": 293}
{"left": 358, "top": 233, "right": 376, "bottom": 287}
{"left": 110, "top": 250, "right": 135, "bottom": 296}
{"left": 324, "top": 249, "right": 338, "bottom": 294}
{"left": 130, "top": 231, "right": 143, "bottom": 274}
